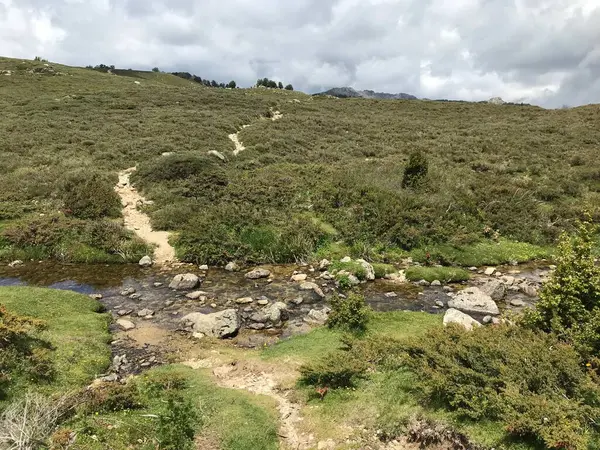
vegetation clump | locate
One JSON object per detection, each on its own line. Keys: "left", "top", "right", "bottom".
{"left": 61, "top": 170, "right": 121, "bottom": 220}
{"left": 327, "top": 293, "right": 370, "bottom": 334}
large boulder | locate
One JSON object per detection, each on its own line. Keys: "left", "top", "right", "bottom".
{"left": 478, "top": 279, "right": 506, "bottom": 301}
{"left": 181, "top": 309, "right": 240, "bottom": 338}
{"left": 447, "top": 287, "right": 500, "bottom": 315}
{"left": 225, "top": 262, "right": 239, "bottom": 272}
{"left": 356, "top": 259, "right": 375, "bottom": 281}
{"left": 443, "top": 308, "right": 481, "bottom": 331}
{"left": 245, "top": 268, "right": 271, "bottom": 279}
{"left": 138, "top": 255, "right": 153, "bottom": 267}
{"left": 169, "top": 273, "right": 200, "bottom": 290}
{"left": 263, "top": 302, "right": 288, "bottom": 323}
{"left": 304, "top": 307, "right": 331, "bottom": 325}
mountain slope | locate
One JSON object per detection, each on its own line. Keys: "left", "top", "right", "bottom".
{"left": 315, "top": 86, "right": 417, "bottom": 100}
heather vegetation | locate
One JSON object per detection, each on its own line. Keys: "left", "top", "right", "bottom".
{"left": 3, "top": 57, "right": 600, "bottom": 266}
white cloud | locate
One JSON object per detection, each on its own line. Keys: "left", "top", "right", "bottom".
{"left": 0, "top": 0, "right": 599, "bottom": 107}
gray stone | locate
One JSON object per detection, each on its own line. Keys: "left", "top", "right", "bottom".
{"left": 299, "top": 282, "right": 325, "bottom": 298}
{"left": 89, "top": 293, "right": 103, "bottom": 300}
{"left": 129, "top": 293, "right": 142, "bottom": 300}
{"left": 137, "top": 309, "right": 154, "bottom": 317}
{"left": 447, "top": 287, "right": 500, "bottom": 315}
{"left": 169, "top": 273, "right": 200, "bottom": 290}
{"left": 417, "top": 279, "right": 430, "bottom": 286}
{"left": 186, "top": 291, "right": 208, "bottom": 300}
{"left": 250, "top": 312, "right": 268, "bottom": 323}
{"left": 468, "top": 266, "right": 478, "bottom": 271}
{"left": 153, "top": 282, "right": 163, "bottom": 287}
{"left": 120, "top": 287, "right": 136, "bottom": 296}
{"left": 340, "top": 256, "right": 352, "bottom": 263}
{"left": 304, "top": 308, "right": 331, "bottom": 325}
{"left": 225, "top": 262, "right": 239, "bottom": 272}
{"left": 356, "top": 259, "right": 375, "bottom": 281}
{"left": 290, "top": 297, "right": 304, "bottom": 305}
{"left": 320, "top": 271, "right": 334, "bottom": 280}
{"left": 199, "top": 265, "right": 209, "bottom": 271}
{"left": 500, "top": 276, "right": 515, "bottom": 285}
{"left": 116, "top": 319, "right": 135, "bottom": 331}
{"left": 101, "top": 373, "right": 119, "bottom": 382}
{"left": 435, "top": 300, "right": 445, "bottom": 308}
{"left": 117, "top": 309, "right": 132, "bottom": 316}
{"left": 235, "top": 297, "right": 254, "bottom": 304}
{"left": 430, "top": 280, "right": 442, "bottom": 286}
{"left": 479, "top": 279, "right": 506, "bottom": 301}
{"left": 263, "top": 302, "right": 287, "bottom": 323}
{"left": 510, "top": 299, "right": 526, "bottom": 307}
{"left": 443, "top": 308, "right": 481, "bottom": 331}
{"left": 257, "top": 299, "right": 269, "bottom": 306}
{"left": 138, "top": 255, "right": 153, "bottom": 267}
{"left": 245, "top": 268, "right": 271, "bottom": 279}
{"left": 384, "top": 292, "right": 398, "bottom": 298}
{"left": 482, "top": 315, "right": 493, "bottom": 324}
{"left": 181, "top": 309, "right": 240, "bottom": 338}
{"left": 347, "top": 274, "right": 360, "bottom": 286}
{"left": 8, "top": 260, "right": 23, "bottom": 268}
{"left": 521, "top": 285, "right": 538, "bottom": 297}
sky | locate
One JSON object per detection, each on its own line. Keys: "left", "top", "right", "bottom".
{"left": 1, "top": 0, "right": 599, "bottom": 108}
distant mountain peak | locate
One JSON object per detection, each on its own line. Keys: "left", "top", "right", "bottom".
{"left": 314, "top": 86, "right": 417, "bottom": 100}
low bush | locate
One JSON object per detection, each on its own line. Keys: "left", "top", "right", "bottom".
{"left": 78, "top": 382, "right": 143, "bottom": 414}
{"left": 399, "top": 324, "right": 600, "bottom": 449}
{"left": 372, "top": 263, "right": 396, "bottom": 278}
{"left": 330, "top": 260, "right": 368, "bottom": 280}
{"left": 61, "top": 170, "right": 121, "bottom": 219}
{"left": 405, "top": 266, "right": 470, "bottom": 283}
{"left": 156, "top": 392, "right": 200, "bottom": 450}
{"left": 299, "top": 350, "right": 369, "bottom": 389}
{"left": 327, "top": 293, "right": 370, "bottom": 334}
{"left": 402, "top": 150, "right": 429, "bottom": 189}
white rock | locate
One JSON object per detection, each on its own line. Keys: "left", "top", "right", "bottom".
{"left": 510, "top": 299, "right": 526, "bottom": 307}
{"left": 8, "top": 260, "right": 23, "bottom": 268}
{"left": 291, "top": 273, "right": 307, "bottom": 282}
{"left": 169, "top": 273, "right": 200, "bottom": 290}
{"left": 186, "top": 291, "right": 208, "bottom": 300}
{"left": 199, "top": 265, "right": 209, "bottom": 271}
{"left": 116, "top": 319, "right": 135, "bottom": 331}
{"left": 235, "top": 297, "right": 254, "bottom": 304}
{"left": 181, "top": 309, "right": 240, "bottom": 338}
{"left": 263, "top": 302, "right": 287, "bottom": 323}
{"left": 431, "top": 280, "right": 442, "bottom": 286}
{"left": 319, "top": 259, "right": 331, "bottom": 270}
{"left": 207, "top": 150, "right": 226, "bottom": 161}
{"left": 447, "top": 287, "right": 500, "bottom": 315}
{"left": 478, "top": 279, "right": 506, "bottom": 301}
{"left": 138, "top": 255, "right": 153, "bottom": 267}
{"left": 484, "top": 267, "right": 496, "bottom": 276}
{"left": 299, "top": 282, "right": 325, "bottom": 298}
{"left": 443, "top": 309, "right": 481, "bottom": 331}
{"left": 225, "top": 262, "right": 239, "bottom": 272}
{"left": 356, "top": 259, "right": 375, "bottom": 281}
{"left": 340, "top": 256, "right": 352, "bottom": 263}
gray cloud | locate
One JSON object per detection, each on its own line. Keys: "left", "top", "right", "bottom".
{"left": 0, "top": 0, "right": 599, "bottom": 107}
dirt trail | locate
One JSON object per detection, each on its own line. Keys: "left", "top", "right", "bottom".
{"left": 114, "top": 167, "right": 176, "bottom": 266}
{"left": 229, "top": 110, "right": 283, "bottom": 156}
{"left": 183, "top": 359, "right": 311, "bottom": 450}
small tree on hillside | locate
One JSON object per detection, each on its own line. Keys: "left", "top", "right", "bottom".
{"left": 278, "top": 81, "right": 283, "bottom": 89}
{"left": 152, "top": 67, "right": 160, "bottom": 72}
{"left": 285, "top": 84, "right": 294, "bottom": 91}
{"left": 402, "top": 150, "right": 429, "bottom": 189}
{"left": 227, "top": 80, "right": 236, "bottom": 89}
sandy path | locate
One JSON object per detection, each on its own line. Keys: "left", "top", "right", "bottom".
{"left": 229, "top": 110, "right": 283, "bottom": 156}
{"left": 114, "top": 167, "right": 176, "bottom": 266}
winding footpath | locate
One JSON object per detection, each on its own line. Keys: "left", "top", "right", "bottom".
{"left": 114, "top": 167, "right": 176, "bottom": 266}
{"left": 228, "top": 110, "right": 283, "bottom": 156}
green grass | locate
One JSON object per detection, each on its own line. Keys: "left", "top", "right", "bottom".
{"left": 69, "top": 365, "right": 279, "bottom": 450}
{"left": 410, "top": 239, "right": 552, "bottom": 267}
{"left": 405, "top": 266, "right": 471, "bottom": 283}
{"left": 0, "top": 286, "right": 111, "bottom": 401}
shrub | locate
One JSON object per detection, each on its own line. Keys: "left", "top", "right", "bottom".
{"left": 61, "top": 170, "right": 121, "bottom": 219}
{"left": 327, "top": 293, "right": 370, "bottom": 334}
{"left": 405, "top": 266, "right": 470, "bottom": 283}
{"left": 522, "top": 218, "right": 600, "bottom": 357}
{"left": 399, "top": 324, "right": 600, "bottom": 449}
{"left": 299, "top": 350, "right": 368, "bottom": 389}
{"left": 372, "top": 263, "right": 396, "bottom": 279}
{"left": 78, "top": 382, "right": 143, "bottom": 414}
{"left": 156, "top": 393, "right": 199, "bottom": 450}
{"left": 402, "top": 150, "right": 429, "bottom": 189}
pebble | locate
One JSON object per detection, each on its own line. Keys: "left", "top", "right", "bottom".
{"left": 235, "top": 297, "right": 254, "bottom": 304}
{"left": 290, "top": 297, "right": 304, "bottom": 305}
{"left": 199, "top": 265, "right": 209, "bottom": 270}
{"left": 137, "top": 309, "right": 154, "bottom": 317}
{"left": 257, "top": 299, "right": 269, "bottom": 306}
{"left": 120, "top": 287, "right": 136, "bottom": 296}
{"left": 510, "top": 299, "right": 526, "bottom": 307}
{"left": 153, "top": 282, "right": 163, "bottom": 287}
{"left": 129, "top": 293, "right": 142, "bottom": 300}
{"left": 89, "top": 293, "right": 103, "bottom": 300}
{"left": 384, "top": 292, "right": 397, "bottom": 298}
{"left": 431, "top": 280, "right": 442, "bottom": 286}
{"left": 484, "top": 267, "right": 496, "bottom": 276}
{"left": 117, "top": 309, "right": 133, "bottom": 316}
{"left": 435, "top": 300, "right": 445, "bottom": 308}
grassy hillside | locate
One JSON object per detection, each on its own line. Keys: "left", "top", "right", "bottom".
{"left": 1, "top": 56, "right": 599, "bottom": 265}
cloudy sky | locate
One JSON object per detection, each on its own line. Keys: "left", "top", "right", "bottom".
{"left": 1, "top": 0, "right": 599, "bottom": 107}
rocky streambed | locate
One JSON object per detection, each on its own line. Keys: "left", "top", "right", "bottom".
{"left": 0, "top": 259, "right": 553, "bottom": 379}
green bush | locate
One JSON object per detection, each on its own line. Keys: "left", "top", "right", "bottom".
{"left": 372, "top": 263, "right": 396, "bottom": 279}
{"left": 405, "top": 266, "right": 470, "bottom": 283}
{"left": 399, "top": 324, "right": 600, "bottom": 449}
{"left": 522, "top": 218, "right": 600, "bottom": 357}
{"left": 61, "top": 170, "right": 121, "bottom": 219}
{"left": 134, "top": 154, "right": 227, "bottom": 186}
{"left": 299, "top": 350, "right": 368, "bottom": 389}
{"left": 327, "top": 293, "right": 370, "bottom": 334}
{"left": 156, "top": 393, "right": 199, "bottom": 450}
{"left": 402, "top": 151, "right": 429, "bottom": 189}
{"left": 78, "top": 382, "right": 143, "bottom": 414}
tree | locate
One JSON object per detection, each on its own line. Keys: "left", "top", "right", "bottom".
{"left": 210, "top": 80, "right": 218, "bottom": 87}
{"left": 152, "top": 67, "right": 160, "bottom": 72}
{"left": 278, "top": 81, "right": 283, "bottom": 89}
{"left": 227, "top": 80, "right": 236, "bottom": 89}
{"left": 267, "top": 80, "right": 277, "bottom": 88}
{"left": 285, "top": 84, "right": 294, "bottom": 91}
